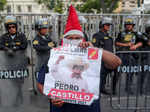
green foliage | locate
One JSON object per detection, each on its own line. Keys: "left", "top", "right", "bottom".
{"left": 54, "top": 0, "right": 64, "bottom": 14}
{"left": 0, "top": 0, "right": 7, "bottom": 11}
{"left": 79, "top": 0, "right": 119, "bottom": 13}
{"left": 35, "top": 0, "right": 64, "bottom": 13}
{"left": 35, "top": 0, "right": 119, "bottom": 13}
{"left": 76, "top": 4, "right": 82, "bottom": 11}
{"left": 79, "top": 0, "right": 100, "bottom": 13}
{"left": 74, "top": 0, "right": 78, "bottom": 2}
{"left": 36, "top": 0, "right": 52, "bottom": 9}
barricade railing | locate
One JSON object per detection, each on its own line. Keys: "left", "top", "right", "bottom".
{"left": 1, "top": 13, "right": 150, "bottom": 41}
{"left": 110, "top": 51, "right": 150, "bottom": 111}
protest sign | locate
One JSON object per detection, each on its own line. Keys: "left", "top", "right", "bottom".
{"left": 43, "top": 45, "right": 102, "bottom": 105}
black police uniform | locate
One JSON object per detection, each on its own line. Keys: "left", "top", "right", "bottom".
{"left": 33, "top": 34, "right": 56, "bottom": 78}
{"left": 138, "top": 33, "right": 150, "bottom": 94}
{"left": 0, "top": 32, "right": 28, "bottom": 50}
{"left": 92, "top": 30, "right": 113, "bottom": 94}
{"left": 115, "top": 31, "right": 144, "bottom": 94}
{"left": 0, "top": 32, "right": 28, "bottom": 106}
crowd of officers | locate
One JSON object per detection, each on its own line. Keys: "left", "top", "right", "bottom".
{"left": 0, "top": 15, "right": 150, "bottom": 106}
{"left": 92, "top": 16, "right": 150, "bottom": 95}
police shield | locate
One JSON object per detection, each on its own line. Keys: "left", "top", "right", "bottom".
{"left": 0, "top": 50, "right": 29, "bottom": 79}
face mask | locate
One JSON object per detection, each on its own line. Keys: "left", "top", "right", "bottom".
{"left": 61, "top": 38, "right": 84, "bottom": 46}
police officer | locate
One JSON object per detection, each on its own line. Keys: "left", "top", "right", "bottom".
{"left": 0, "top": 15, "right": 28, "bottom": 106}
{"left": 33, "top": 18, "right": 56, "bottom": 78}
{"left": 0, "top": 16, "right": 28, "bottom": 52}
{"left": 115, "top": 16, "right": 143, "bottom": 94}
{"left": 142, "top": 20, "right": 150, "bottom": 47}
{"left": 138, "top": 20, "right": 150, "bottom": 95}
{"left": 143, "top": 20, "right": 150, "bottom": 47}
{"left": 92, "top": 17, "right": 113, "bottom": 95}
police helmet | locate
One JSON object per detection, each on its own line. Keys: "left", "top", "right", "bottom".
{"left": 4, "top": 15, "right": 17, "bottom": 30}
{"left": 145, "top": 19, "right": 150, "bottom": 33}
{"left": 99, "top": 17, "right": 112, "bottom": 28}
{"left": 124, "top": 16, "right": 135, "bottom": 25}
{"left": 35, "top": 18, "right": 49, "bottom": 30}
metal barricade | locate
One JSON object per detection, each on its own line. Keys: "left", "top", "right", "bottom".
{"left": 1, "top": 13, "right": 150, "bottom": 41}
{"left": 110, "top": 51, "right": 150, "bottom": 111}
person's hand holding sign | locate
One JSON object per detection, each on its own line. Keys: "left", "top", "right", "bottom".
{"left": 79, "top": 41, "right": 93, "bottom": 48}
{"left": 51, "top": 98, "right": 64, "bottom": 107}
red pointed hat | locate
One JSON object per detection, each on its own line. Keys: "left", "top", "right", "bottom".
{"left": 64, "top": 5, "right": 84, "bottom": 37}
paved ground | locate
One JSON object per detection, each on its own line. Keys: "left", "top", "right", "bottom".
{"left": 0, "top": 74, "right": 149, "bottom": 112}
{"left": 0, "top": 73, "right": 150, "bottom": 112}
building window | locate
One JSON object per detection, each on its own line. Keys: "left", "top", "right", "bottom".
{"left": 129, "top": 5, "right": 136, "bottom": 7}
{"left": 7, "top": 5, "right": 11, "bottom": 13}
{"left": 122, "top": 2, "right": 125, "bottom": 5}
{"left": 17, "top": 5, "right": 22, "bottom": 12}
{"left": 130, "top": 1, "right": 135, "bottom": 4}
{"left": 122, "top": 2, "right": 125, "bottom": 7}
{"left": 41, "top": 5, "right": 45, "bottom": 10}
{"left": 27, "top": 5, "right": 32, "bottom": 12}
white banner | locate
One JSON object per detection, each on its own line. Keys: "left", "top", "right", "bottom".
{"left": 44, "top": 46, "right": 102, "bottom": 105}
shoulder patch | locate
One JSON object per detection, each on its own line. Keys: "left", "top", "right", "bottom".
{"left": 5, "top": 43, "right": 8, "bottom": 46}
{"left": 33, "top": 40, "right": 39, "bottom": 45}
{"left": 16, "top": 42, "right": 21, "bottom": 45}
{"left": 104, "top": 37, "right": 109, "bottom": 39}
{"left": 60, "top": 35, "right": 64, "bottom": 39}
{"left": 92, "top": 38, "right": 96, "bottom": 43}
{"left": 48, "top": 42, "right": 55, "bottom": 47}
